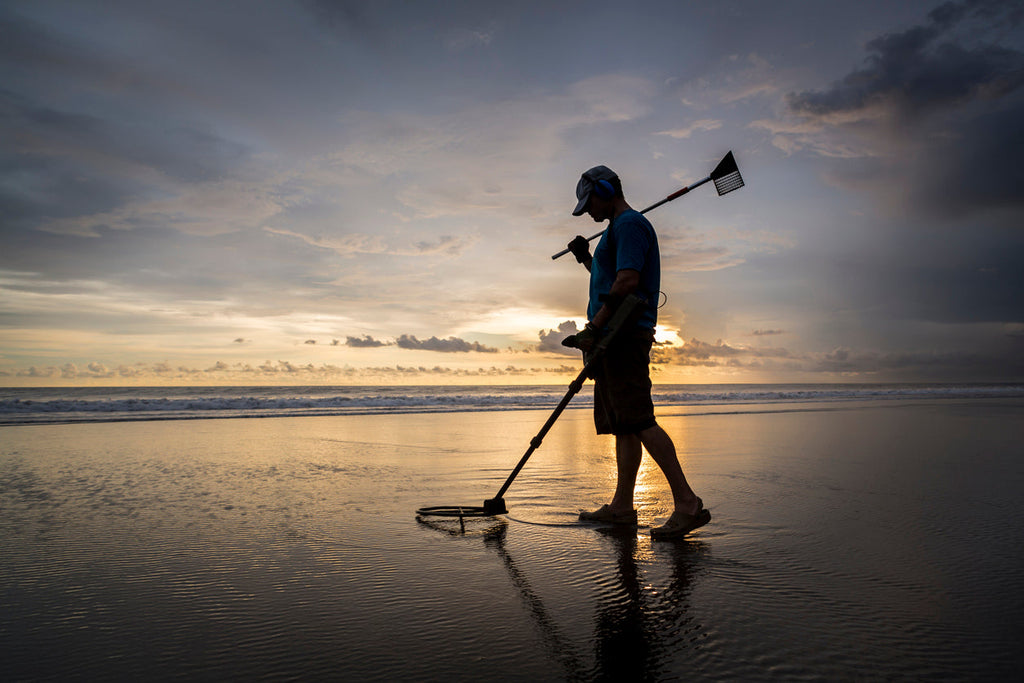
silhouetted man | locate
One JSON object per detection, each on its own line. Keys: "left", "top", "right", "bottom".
{"left": 563, "top": 165, "right": 709, "bottom": 539}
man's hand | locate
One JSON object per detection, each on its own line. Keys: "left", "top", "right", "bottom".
{"left": 561, "top": 323, "right": 599, "bottom": 352}
{"left": 567, "top": 235, "right": 592, "bottom": 264}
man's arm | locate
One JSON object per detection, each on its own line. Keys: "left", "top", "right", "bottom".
{"left": 567, "top": 235, "right": 593, "bottom": 272}
{"left": 590, "top": 268, "right": 639, "bottom": 330}
{"left": 561, "top": 268, "right": 640, "bottom": 352}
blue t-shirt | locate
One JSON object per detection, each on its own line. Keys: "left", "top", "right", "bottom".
{"left": 588, "top": 209, "right": 659, "bottom": 330}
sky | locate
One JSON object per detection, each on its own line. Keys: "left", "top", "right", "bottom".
{"left": 2, "top": 0, "right": 1022, "bottom": 386}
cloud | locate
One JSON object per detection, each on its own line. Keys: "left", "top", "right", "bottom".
{"left": 658, "top": 226, "right": 794, "bottom": 274}
{"left": 647, "top": 335, "right": 1024, "bottom": 381}
{"left": 537, "top": 321, "right": 581, "bottom": 356}
{"left": 395, "top": 334, "right": 498, "bottom": 353}
{"left": 0, "top": 72, "right": 271, "bottom": 238}
{"left": 787, "top": 1, "right": 1024, "bottom": 123}
{"left": 5, "top": 358, "right": 583, "bottom": 383}
{"left": 743, "top": 0, "right": 1024, "bottom": 335}
{"left": 655, "top": 119, "right": 723, "bottom": 139}
{"left": 265, "top": 227, "right": 477, "bottom": 258}
{"left": 407, "top": 235, "right": 478, "bottom": 256}
{"left": 652, "top": 338, "right": 796, "bottom": 367}
{"left": 808, "top": 345, "right": 1024, "bottom": 380}
{"left": 346, "top": 335, "right": 387, "bottom": 347}
{"left": 445, "top": 26, "right": 495, "bottom": 52}
{"left": 774, "top": 0, "right": 1024, "bottom": 202}
{"left": 672, "top": 52, "right": 783, "bottom": 112}
{"left": 17, "top": 360, "right": 145, "bottom": 379}
{"left": 748, "top": 117, "right": 866, "bottom": 158}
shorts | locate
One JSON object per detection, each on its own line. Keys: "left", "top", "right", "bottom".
{"left": 592, "top": 328, "right": 657, "bottom": 435}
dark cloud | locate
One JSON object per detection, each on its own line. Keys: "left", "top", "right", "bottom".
{"left": 788, "top": 0, "right": 1024, "bottom": 120}
{"left": 649, "top": 336, "right": 1024, "bottom": 381}
{"left": 652, "top": 338, "right": 796, "bottom": 368}
{"left": 395, "top": 334, "right": 498, "bottom": 353}
{"left": 304, "top": 0, "right": 382, "bottom": 41}
{"left": 914, "top": 103, "right": 1024, "bottom": 213}
{"left": 1, "top": 89, "right": 249, "bottom": 182}
{"left": 0, "top": 117, "right": 145, "bottom": 231}
{"left": 0, "top": 225, "right": 333, "bottom": 315}
{"left": 782, "top": 235, "right": 1024, "bottom": 327}
{"left": 537, "top": 321, "right": 581, "bottom": 356}
{"left": 0, "top": 11, "right": 126, "bottom": 88}
{"left": 785, "top": 0, "right": 1024, "bottom": 218}
{"left": 775, "top": 0, "right": 1024, "bottom": 337}
{"left": 751, "top": 329, "right": 785, "bottom": 336}
{"left": 810, "top": 345, "right": 1024, "bottom": 380}
{"left": 877, "top": 250, "right": 1024, "bottom": 324}
{"left": 0, "top": 7, "right": 254, "bottom": 241}
{"left": 345, "top": 335, "right": 387, "bottom": 347}
{"left": 0, "top": 87, "right": 251, "bottom": 237}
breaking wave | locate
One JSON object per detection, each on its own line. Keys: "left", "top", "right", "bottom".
{"left": 1, "top": 383, "right": 1021, "bottom": 426}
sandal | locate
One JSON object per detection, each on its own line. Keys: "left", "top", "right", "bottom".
{"left": 578, "top": 504, "right": 638, "bottom": 525}
{"left": 650, "top": 498, "right": 710, "bottom": 539}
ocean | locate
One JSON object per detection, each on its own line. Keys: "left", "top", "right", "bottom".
{"left": 2, "top": 382, "right": 1022, "bottom": 425}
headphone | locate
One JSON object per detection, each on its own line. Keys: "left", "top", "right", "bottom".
{"left": 592, "top": 178, "right": 615, "bottom": 200}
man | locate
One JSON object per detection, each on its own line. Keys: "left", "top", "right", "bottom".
{"left": 563, "top": 165, "right": 709, "bottom": 539}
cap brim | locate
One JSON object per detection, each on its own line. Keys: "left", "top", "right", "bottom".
{"left": 572, "top": 192, "right": 590, "bottom": 216}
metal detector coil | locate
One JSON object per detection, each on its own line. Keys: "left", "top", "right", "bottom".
{"left": 416, "top": 295, "right": 646, "bottom": 519}
{"left": 415, "top": 497, "right": 507, "bottom": 518}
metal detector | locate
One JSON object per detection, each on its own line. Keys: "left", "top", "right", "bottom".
{"left": 551, "top": 151, "right": 744, "bottom": 260}
{"left": 415, "top": 294, "right": 646, "bottom": 520}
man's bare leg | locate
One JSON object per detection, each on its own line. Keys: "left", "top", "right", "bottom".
{"left": 638, "top": 424, "right": 701, "bottom": 515}
{"left": 606, "top": 426, "right": 701, "bottom": 516}
{"left": 608, "top": 433, "right": 642, "bottom": 513}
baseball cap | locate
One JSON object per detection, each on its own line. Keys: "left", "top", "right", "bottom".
{"left": 572, "top": 165, "right": 618, "bottom": 216}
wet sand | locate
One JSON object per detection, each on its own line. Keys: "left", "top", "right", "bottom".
{"left": 2, "top": 398, "right": 1023, "bottom": 680}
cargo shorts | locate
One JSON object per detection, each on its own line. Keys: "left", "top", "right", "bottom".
{"left": 592, "top": 328, "right": 657, "bottom": 436}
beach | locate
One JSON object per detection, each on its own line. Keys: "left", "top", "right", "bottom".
{"left": 2, "top": 392, "right": 1023, "bottom": 680}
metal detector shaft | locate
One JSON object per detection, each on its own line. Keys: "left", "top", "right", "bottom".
{"left": 485, "top": 295, "right": 644, "bottom": 510}
{"left": 490, "top": 364, "right": 590, "bottom": 503}
{"left": 551, "top": 176, "right": 712, "bottom": 260}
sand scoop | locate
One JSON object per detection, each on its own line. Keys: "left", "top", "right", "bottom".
{"left": 416, "top": 296, "right": 645, "bottom": 521}
{"left": 551, "top": 150, "right": 744, "bottom": 260}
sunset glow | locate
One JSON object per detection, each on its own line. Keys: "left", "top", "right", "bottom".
{"left": 2, "top": 1, "right": 1022, "bottom": 385}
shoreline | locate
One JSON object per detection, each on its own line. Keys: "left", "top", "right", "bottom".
{"left": 3, "top": 395, "right": 1022, "bottom": 428}
{"left": 2, "top": 382, "right": 1022, "bottom": 427}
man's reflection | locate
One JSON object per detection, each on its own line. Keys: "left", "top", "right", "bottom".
{"left": 416, "top": 516, "right": 707, "bottom": 681}
{"left": 592, "top": 527, "right": 705, "bottom": 680}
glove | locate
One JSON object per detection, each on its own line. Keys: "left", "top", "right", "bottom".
{"left": 567, "top": 235, "right": 592, "bottom": 264}
{"left": 561, "top": 323, "right": 599, "bottom": 352}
